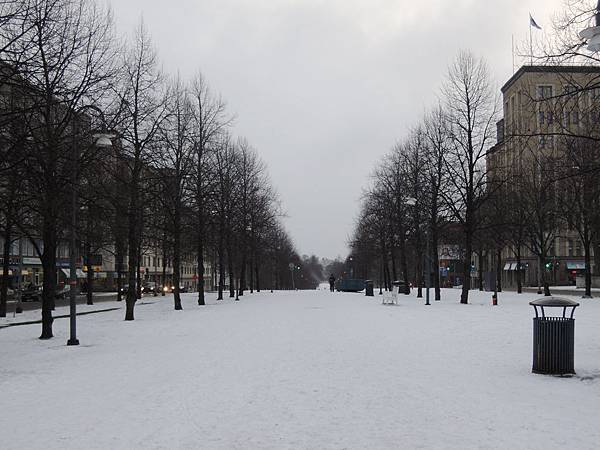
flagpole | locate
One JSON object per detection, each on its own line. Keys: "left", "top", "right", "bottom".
{"left": 529, "top": 20, "right": 533, "bottom": 65}
{"left": 512, "top": 34, "right": 516, "bottom": 73}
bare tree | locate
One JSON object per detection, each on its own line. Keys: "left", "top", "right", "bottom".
{"left": 2, "top": 0, "right": 116, "bottom": 337}
{"left": 115, "top": 20, "right": 168, "bottom": 320}
{"left": 441, "top": 51, "right": 499, "bottom": 304}
{"left": 190, "top": 72, "right": 230, "bottom": 305}
{"left": 156, "top": 74, "right": 195, "bottom": 310}
{"left": 520, "top": 154, "right": 562, "bottom": 296}
{"left": 557, "top": 135, "right": 600, "bottom": 297}
{"left": 424, "top": 106, "right": 452, "bottom": 300}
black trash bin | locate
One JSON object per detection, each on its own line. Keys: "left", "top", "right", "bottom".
{"left": 530, "top": 297, "right": 580, "bottom": 375}
{"left": 392, "top": 280, "right": 408, "bottom": 294}
{"left": 365, "top": 280, "right": 374, "bottom": 297}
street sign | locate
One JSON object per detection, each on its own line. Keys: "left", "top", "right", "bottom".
{"left": 83, "top": 254, "right": 103, "bottom": 266}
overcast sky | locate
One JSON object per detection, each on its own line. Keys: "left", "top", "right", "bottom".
{"left": 111, "top": 0, "right": 563, "bottom": 260}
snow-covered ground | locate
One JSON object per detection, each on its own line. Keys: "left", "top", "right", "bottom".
{"left": 1, "top": 288, "right": 599, "bottom": 450}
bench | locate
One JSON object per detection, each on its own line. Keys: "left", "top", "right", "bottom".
{"left": 382, "top": 284, "right": 401, "bottom": 305}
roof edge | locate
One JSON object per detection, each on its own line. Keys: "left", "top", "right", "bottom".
{"left": 501, "top": 65, "right": 600, "bottom": 93}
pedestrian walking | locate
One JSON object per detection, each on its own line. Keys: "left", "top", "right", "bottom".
{"left": 329, "top": 274, "right": 336, "bottom": 292}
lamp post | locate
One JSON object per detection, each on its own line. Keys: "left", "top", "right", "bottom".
{"left": 405, "top": 197, "right": 430, "bottom": 305}
{"left": 67, "top": 104, "right": 114, "bottom": 346}
{"left": 579, "top": 1, "right": 600, "bottom": 51}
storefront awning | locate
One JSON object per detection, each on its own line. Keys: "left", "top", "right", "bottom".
{"left": 61, "top": 268, "right": 87, "bottom": 278}
{"left": 566, "top": 261, "right": 585, "bottom": 270}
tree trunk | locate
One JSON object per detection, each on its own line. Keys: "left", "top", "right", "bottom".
{"left": 239, "top": 255, "right": 246, "bottom": 297}
{"left": 228, "top": 243, "right": 235, "bottom": 298}
{"left": 217, "top": 245, "right": 224, "bottom": 300}
{"left": 40, "top": 219, "right": 57, "bottom": 338}
{"left": 390, "top": 241, "right": 398, "bottom": 282}
{"left": 197, "top": 233, "right": 205, "bottom": 306}
{"left": 136, "top": 247, "right": 142, "bottom": 300}
{"left": 0, "top": 222, "right": 12, "bottom": 317}
{"left": 477, "top": 248, "right": 484, "bottom": 291}
{"left": 125, "top": 191, "right": 139, "bottom": 320}
{"left": 432, "top": 235, "right": 441, "bottom": 301}
{"left": 382, "top": 258, "right": 389, "bottom": 291}
{"left": 116, "top": 241, "right": 123, "bottom": 302}
{"left": 399, "top": 238, "right": 410, "bottom": 294}
{"left": 86, "top": 241, "right": 93, "bottom": 305}
{"left": 249, "top": 254, "right": 254, "bottom": 294}
{"left": 516, "top": 247, "right": 522, "bottom": 294}
{"left": 539, "top": 253, "right": 551, "bottom": 296}
{"left": 161, "top": 247, "right": 167, "bottom": 297}
{"left": 460, "top": 229, "right": 472, "bottom": 304}
{"left": 255, "top": 262, "right": 260, "bottom": 292}
{"left": 593, "top": 240, "right": 600, "bottom": 276}
{"left": 383, "top": 254, "right": 391, "bottom": 291}
{"left": 496, "top": 248, "right": 502, "bottom": 293}
{"left": 416, "top": 247, "right": 423, "bottom": 298}
{"left": 172, "top": 214, "right": 182, "bottom": 310}
{"left": 0, "top": 218, "right": 12, "bottom": 317}
{"left": 584, "top": 240, "right": 593, "bottom": 298}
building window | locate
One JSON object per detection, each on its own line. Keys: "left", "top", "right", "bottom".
{"left": 510, "top": 96, "right": 516, "bottom": 122}
{"left": 575, "top": 240, "right": 582, "bottom": 257}
{"left": 572, "top": 111, "right": 579, "bottom": 125}
{"left": 539, "top": 135, "right": 553, "bottom": 148}
{"left": 564, "top": 85, "right": 578, "bottom": 95}
{"left": 592, "top": 87, "right": 600, "bottom": 100}
{"left": 538, "top": 111, "right": 545, "bottom": 125}
{"left": 568, "top": 239, "right": 574, "bottom": 257}
{"left": 538, "top": 85, "right": 553, "bottom": 99}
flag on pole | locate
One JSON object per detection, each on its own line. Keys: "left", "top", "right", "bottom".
{"left": 530, "top": 14, "right": 542, "bottom": 30}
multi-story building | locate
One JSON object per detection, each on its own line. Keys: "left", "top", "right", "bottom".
{"left": 0, "top": 236, "right": 214, "bottom": 293}
{"left": 488, "top": 65, "right": 600, "bottom": 288}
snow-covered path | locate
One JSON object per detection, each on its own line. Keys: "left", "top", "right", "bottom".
{"left": 2, "top": 289, "right": 600, "bottom": 450}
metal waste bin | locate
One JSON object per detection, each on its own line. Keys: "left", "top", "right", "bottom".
{"left": 530, "top": 297, "right": 579, "bottom": 375}
{"left": 392, "top": 280, "right": 408, "bottom": 294}
{"left": 365, "top": 280, "right": 374, "bottom": 297}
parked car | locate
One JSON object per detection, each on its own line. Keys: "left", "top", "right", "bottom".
{"left": 21, "top": 284, "right": 72, "bottom": 301}
{"left": 120, "top": 285, "right": 140, "bottom": 294}
{"left": 170, "top": 285, "right": 187, "bottom": 293}
{"left": 142, "top": 282, "right": 158, "bottom": 296}
{"left": 55, "top": 285, "right": 70, "bottom": 300}
{"left": 21, "top": 284, "right": 42, "bottom": 302}
{"left": 161, "top": 285, "right": 188, "bottom": 294}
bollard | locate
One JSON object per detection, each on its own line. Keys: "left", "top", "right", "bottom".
{"left": 492, "top": 293, "right": 498, "bottom": 306}
{"left": 365, "top": 280, "right": 374, "bottom": 297}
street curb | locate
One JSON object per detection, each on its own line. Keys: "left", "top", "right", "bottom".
{"left": 0, "top": 307, "right": 122, "bottom": 329}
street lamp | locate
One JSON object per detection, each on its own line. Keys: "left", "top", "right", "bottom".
{"left": 405, "top": 197, "right": 431, "bottom": 306}
{"left": 67, "top": 105, "right": 114, "bottom": 346}
{"left": 579, "top": 2, "right": 600, "bottom": 51}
